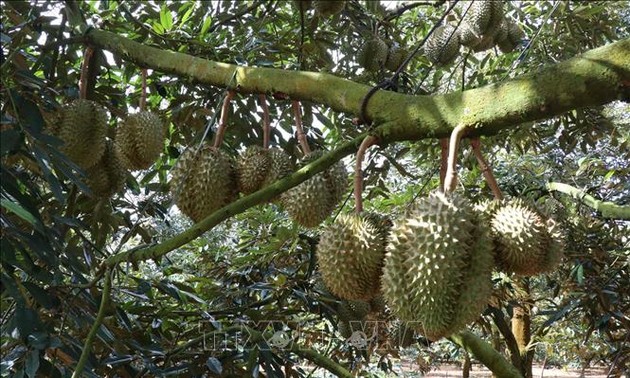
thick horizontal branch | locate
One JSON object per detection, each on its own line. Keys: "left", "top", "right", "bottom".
{"left": 546, "top": 182, "right": 630, "bottom": 220}
{"left": 103, "top": 135, "right": 367, "bottom": 266}
{"left": 85, "top": 28, "right": 629, "bottom": 143}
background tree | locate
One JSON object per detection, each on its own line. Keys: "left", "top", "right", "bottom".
{"left": 1, "top": 1, "right": 629, "bottom": 377}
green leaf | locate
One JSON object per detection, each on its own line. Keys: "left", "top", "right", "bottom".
{"left": 1, "top": 198, "right": 40, "bottom": 230}
{"left": 1, "top": 129, "right": 22, "bottom": 156}
{"left": 199, "top": 17, "right": 212, "bottom": 39}
{"left": 160, "top": 5, "right": 173, "bottom": 31}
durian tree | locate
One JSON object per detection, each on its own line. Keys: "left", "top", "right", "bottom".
{"left": 1, "top": 1, "right": 629, "bottom": 377}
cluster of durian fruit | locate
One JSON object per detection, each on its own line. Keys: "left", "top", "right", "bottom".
{"left": 424, "top": 0, "right": 526, "bottom": 66}
{"left": 317, "top": 191, "right": 564, "bottom": 341}
{"left": 47, "top": 99, "right": 164, "bottom": 198}
{"left": 169, "top": 146, "right": 348, "bottom": 226}
{"left": 358, "top": 38, "right": 409, "bottom": 72}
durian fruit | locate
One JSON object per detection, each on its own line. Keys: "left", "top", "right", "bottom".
{"left": 385, "top": 44, "right": 408, "bottom": 71}
{"left": 85, "top": 140, "right": 127, "bottom": 198}
{"left": 261, "top": 148, "right": 294, "bottom": 188}
{"left": 424, "top": 25, "right": 460, "bottom": 66}
{"left": 317, "top": 213, "right": 391, "bottom": 301}
{"left": 281, "top": 150, "right": 347, "bottom": 227}
{"left": 381, "top": 191, "right": 494, "bottom": 341}
{"left": 358, "top": 38, "right": 389, "bottom": 72}
{"left": 312, "top": 0, "right": 345, "bottom": 17}
{"left": 496, "top": 18, "right": 525, "bottom": 53}
{"left": 491, "top": 199, "right": 564, "bottom": 275}
{"left": 115, "top": 111, "right": 164, "bottom": 170}
{"left": 170, "top": 145, "right": 238, "bottom": 223}
{"left": 57, "top": 99, "right": 108, "bottom": 169}
{"left": 464, "top": 0, "right": 504, "bottom": 36}
{"left": 237, "top": 146, "right": 272, "bottom": 194}
{"left": 116, "top": 113, "right": 162, "bottom": 168}
{"left": 337, "top": 300, "right": 370, "bottom": 321}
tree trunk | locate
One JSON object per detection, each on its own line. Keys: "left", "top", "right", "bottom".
{"left": 512, "top": 280, "right": 534, "bottom": 378}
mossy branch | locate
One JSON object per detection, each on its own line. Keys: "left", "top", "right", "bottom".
{"left": 102, "top": 135, "right": 367, "bottom": 267}
{"left": 448, "top": 330, "right": 523, "bottom": 378}
{"left": 84, "top": 28, "right": 629, "bottom": 142}
{"left": 545, "top": 182, "right": 630, "bottom": 220}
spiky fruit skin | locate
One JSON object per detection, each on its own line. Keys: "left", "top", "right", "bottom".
{"left": 115, "top": 111, "right": 164, "bottom": 170}
{"left": 237, "top": 146, "right": 271, "bottom": 194}
{"left": 491, "top": 199, "right": 563, "bottom": 275}
{"left": 317, "top": 213, "right": 391, "bottom": 301}
{"left": 382, "top": 192, "right": 494, "bottom": 341}
{"left": 425, "top": 25, "right": 460, "bottom": 66}
{"left": 358, "top": 38, "right": 389, "bottom": 72}
{"left": 312, "top": 0, "right": 345, "bottom": 17}
{"left": 338, "top": 300, "right": 370, "bottom": 321}
{"left": 57, "top": 99, "right": 108, "bottom": 169}
{"left": 170, "top": 145, "right": 238, "bottom": 223}
{"left": 262, "top": 148, "right": 294, "bottom": 188}
{"left": 281, "top": 150, "right": 347, "bottom": 227}
{"left": 466, "top": 0, "right": 504, "bottom": 36}
{"left": 85, "top": 141, "right": 127, "bottom": 197}
{"left": 385, "top": 45, "right": 408, "bottom": 71}
{"left": 497, "top": 19, "right": 525, "bottom": 53}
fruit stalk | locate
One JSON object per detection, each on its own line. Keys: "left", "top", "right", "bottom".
{"left": 354, "top": 135, "right": 378, "bottom": 213}
{"left": 213, "top": 90, "right": 235, "bottom": 148}
{"left": 470, "top": 138, "right": 503, "bottom": 200}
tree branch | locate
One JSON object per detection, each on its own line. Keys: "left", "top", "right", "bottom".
{"left": 545, "top": 182, "right": 630, "bottom": 219}
{"left": 71, "top": 269, "right": 112, "bottom": 378}
{"left": 102, "top": 134, "right": 367, "bottom": 267}
{"left": 84, "top": 28, "right": 630, "bottom": 142}
{"left": 448, "top": 330, "right": 523, "bottom": 378}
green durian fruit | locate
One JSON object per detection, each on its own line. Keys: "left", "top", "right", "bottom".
{"left": 262, "top": 148, "right": 294, "bottom": 188}
{"left": 312, "top": 0, "right": 345, "bottom": 17}
{"left": 491, "top": 199, "right": 549, "bottom": 275}
{"left": 85, "top": 140, "right": 127, "bottom": 198}
{"left": 237, "top": 146, "right": 272, "bottom": 195}
{"left": 465, "top": 0, "right": 504, "bottom": 36}
{"left": 458, "top": 22, "right": 482, "bottom": 48}
{"left": 115, "top": 111, "right": 164, "bottom": 170}
{"left": 358, "top": 38, "right": 389, "bottom": 72}
{"left": 337, "top": 300, "right": 369, "bottom": 321}
{"left": 338, "top": 320, "right": 352, "bottom": 338}
{"left": 170, "top": 145, "right": 238, "bottom": 223}
{"left": 57, "top": 99, "right": 108, "bottom": 169}
{"left": 382, "top": 191, "right": 494, "bottom": 341}
{"left": 424, "top": 25, "right": 460, "bottom": 66}
{"left": 317, "top": 213, "right": 391, "bottom": 301}
{"left": 385, "top": 44, "right": 408, "bottom": 71}
{"left": 497, "top": 18, "right": 525, "bottom": 53}
{"left": 281, "top": 150, "right": 347, "bottom": 227}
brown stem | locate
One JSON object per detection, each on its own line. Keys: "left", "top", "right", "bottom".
{"left": 292, "top": 100, "right": 311, "bottom": 154}
{"left": 444, "top": 124, "right": 468, "bottom": 194}
{"left": 213, "top": 91, "right": 235, "bottom": 149}
{"left": 79, "top": 47, "right": 94, "bottom": 100}
{"left": 439, "top": 138, "right": 449, "bottom": 192}
{"left": 140, "top": 68, "right": 148, "bottom": 111}
{"left": 354, "top": 136, "right": 379, "bottom": 214}
{"left": 259, "top": 94, "right": 271, "bottom": 149}
{"left": 470, "top": 138, "right": 503, "bottom": 200}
